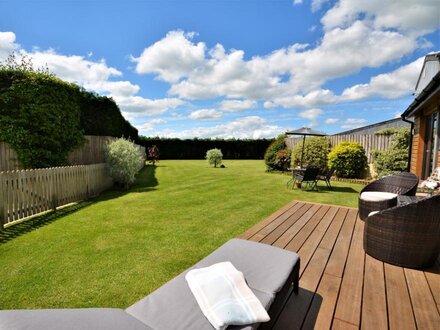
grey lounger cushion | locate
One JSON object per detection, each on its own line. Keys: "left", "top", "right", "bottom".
{"left": 0, "top": 308, "right": 153, "bottom": 330}
{"left": 126, "top": 238, "right": 299, "bottom": 330}
{"left": 0, "top": 239, "right": 299, "bottom": 330}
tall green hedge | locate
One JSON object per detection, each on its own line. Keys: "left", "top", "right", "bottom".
{"left": 140, "top": 137, "right": 273, "bottom": 160}
{"left": 78, "top": 90, "right": 138, "bottom": 140}
{"left": 0, "top": 70, "right": 85, "bottom": 168}
{"left": 0, "top": 58, "right": 138, "bottom": 168}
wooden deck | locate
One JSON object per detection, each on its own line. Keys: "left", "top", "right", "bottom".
{"left": 239, "top": 201, "right": 440, "bottom": 329}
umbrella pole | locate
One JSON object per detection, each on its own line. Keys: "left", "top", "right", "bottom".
{"left": 300, "top": 135, "right": 306, "bottom": 168}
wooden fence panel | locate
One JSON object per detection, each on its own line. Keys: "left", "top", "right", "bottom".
{"left": 0, "top": 142, "right": 21, "bottom": 171}
{"left": 0, "top": 136, "right": 146, "bottom": 171}
{"left": 68, "top": 136, "right": 115, "bottom": 165}
{"left": 285, "top": 134, "right": 393, "bottom": 163}
{"left": 0, "top": 163, "right": 113, "bottom": 227}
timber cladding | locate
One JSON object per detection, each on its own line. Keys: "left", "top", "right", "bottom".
{"left": 0, "top": 164, "right": 113, "bottom": 227}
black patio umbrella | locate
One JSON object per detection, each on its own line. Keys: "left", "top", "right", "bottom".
{"left": 286, "top": 127, "right": 327, "bottom": 168}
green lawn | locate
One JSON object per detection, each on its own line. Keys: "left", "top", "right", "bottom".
{"left": 0, "top": 160, "right": 362, "bottom": 309}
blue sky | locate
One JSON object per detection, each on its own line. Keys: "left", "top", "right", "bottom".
{"left": 1, "top": 0, "right": 439, "bottom": 138}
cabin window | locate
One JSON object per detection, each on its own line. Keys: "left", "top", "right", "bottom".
{"left": 423, "top": 111, "right": 439, "bottom": 178}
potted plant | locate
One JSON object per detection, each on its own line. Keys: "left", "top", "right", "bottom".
{"left": 420, "top": 179, "right": 440, "bottom": 196}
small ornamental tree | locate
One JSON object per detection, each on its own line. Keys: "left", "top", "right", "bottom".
{"left": 275, "top": 149, "right": 291, "bottom": 172}
{"left": 264, "top": 134, "right": 286, "bottom": 171}
{"left": 147, "top": 145, "right": 160, "bottom": 165}
{"left": 291, "top": 137, "right": 331, "bottom": 169}
{"left": 105, "top": 138, "right": 143, "bottom": 188}
{"left": 206, "top": 148, "right": 223, "bottom": 167}
{"left": 328, "top": 142, "right": 368, "bottom": 178}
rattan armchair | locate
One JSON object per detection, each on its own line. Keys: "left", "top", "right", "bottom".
{"left": 358, "top": 172, "right": 418, "bottom": 220}
{"left": 363, "top": 194, "right": 440, "bottom": 269}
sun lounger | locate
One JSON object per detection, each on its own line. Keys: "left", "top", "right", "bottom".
{"left": 0, "top": 239, "right": 300, "bottom": 330}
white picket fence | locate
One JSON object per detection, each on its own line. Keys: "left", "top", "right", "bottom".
{"left": 0, "top": 163, "right": 113, "bottom": 227}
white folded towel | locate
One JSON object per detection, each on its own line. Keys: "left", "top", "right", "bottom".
{"left": 185, "top": 261, "right": 270, "bottom": 330}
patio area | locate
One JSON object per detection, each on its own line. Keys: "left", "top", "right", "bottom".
{"left": 240, "top": 201, "right": 440, "bottom": 329}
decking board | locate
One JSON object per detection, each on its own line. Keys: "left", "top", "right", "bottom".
{"left": 240, "top": 201, "right": 440, "bottom": 329}
{"left": 384, "top": 263, "right": 416, "bottom": 330}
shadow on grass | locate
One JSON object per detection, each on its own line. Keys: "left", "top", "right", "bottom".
{"left": 81, "top": 165, "right": 160, "bottom": 203}
{"left": 0, "top": 165, "right": 160, "bottom": 243}
{"left": 131, "top": 164, "right": 159, "bottom": 192}
{"left": 0, "top": 200, "right": 95, "bottom": 244}
{"left": 328, "top": 186, "right": 358, "bottom": 193}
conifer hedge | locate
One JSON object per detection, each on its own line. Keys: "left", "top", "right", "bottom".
{"left": 139, "top": 137, "right": 273, "bottom": 160}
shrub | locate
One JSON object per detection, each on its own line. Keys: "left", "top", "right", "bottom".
{"left": 374, "top": 128, "right": 400, "bottom": 136}
{"left": 105, "top": 138, "right": 144, "bottom": 188}
{"left": 291, "top": 137, "right": 331, "bottom": 169}
{"left": 374, "top": 128, "right": 410, "bottom": 177}
{"left": 206, "top": 148, "right": 223, "bottom": 167}
{"left": 264, "top": 134, "right": 287, "bottom": 171}
{"left": 328, "top": 142, "right": 368, "bottom": 178}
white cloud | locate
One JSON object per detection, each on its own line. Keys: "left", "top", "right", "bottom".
{"left": 0, "top": 32, "right": 18, "bottom": 60}
{"left": 298, "top": 108, "right": 323, "bottom": 127}
{"left": 322, "top": 0, "right": 439, "bottom": 36}
{"left": 341, "top": 124, "right": 362, "bottom": 129}
{"left": 344, "top": 118, "right": 367, "bottom": 124}
{"left": 274, "top": 20, "right": 417, "bottom": 91}
{"left": 263, "top": 101, "right": 278, "bottom": 109}
{"left": 153, "top": 116, "right": 284, "bottom": 139}
{"left": 189, "top": 109, "right": 223, "bottom": 120}
{"left": 293, "top": 0, "right": 303, "bottom": 5}
{"left": 299, "top": 108, "right": 323, "bottom": 120}
{"left": 312, "top": 0, "right": 329, "bottom": 12}
{"left": 132, "top": 30, "right": 206, "bottom": 83}
{"left": 150, "top": 118, "right": 167, "bottom": 124}
{"left": 135, "top": 8, "right": 426, "bottom": 106}
{"left": 113, "top": 96, "right": 185, "bottom": 115}
{"left": 270, "top": 89, "right": 337, "bottom": 108}
{"left": 137, "top": 118, "right": 168, "bottom": 134}
{"left": 0, "top": 37, "right": 138, "bottom": 98}
{"left": 219, "top": 99, "right": 257, "bottom": 112}
{"left": 29, "top": 49, "right": 123, "bottom": 84}
{"left": 168, "top": 45, "right": 280, "bottom": 100}
{"left": 138, "top": 122, "right": 155, "bottom": 131}
{"left": 325, "top": 118, "right": 340, "bottom": 124}
{"left": 87, "top": 81, "right": 140, "bottom": 97}
{"left": 340, "top": 118, "right": 368, "bottom": 129}
{"left": 0, "top": 32, "right": 187, "bottom": 118}
{"left": 341, "top": 56, "right": 425, "bottom": 100}
{"left": 327, "top": 117, "right": 366, "bottom": 127}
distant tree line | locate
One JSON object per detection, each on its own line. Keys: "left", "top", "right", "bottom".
{"left": 139, "top": 137, "right": 273, "bottom": 159}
